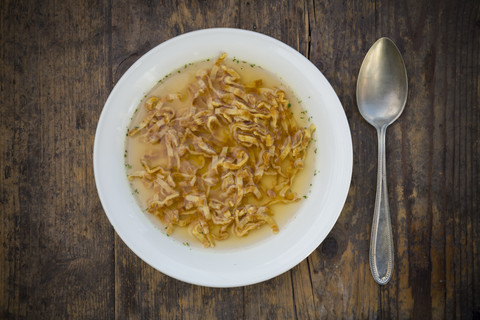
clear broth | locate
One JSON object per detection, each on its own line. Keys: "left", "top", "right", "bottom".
{"left": 126, "top": 58, "right": 315, "bottom": 249}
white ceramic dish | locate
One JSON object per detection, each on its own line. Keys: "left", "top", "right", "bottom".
{"left": 94, "top": 28, "right": 352, "bottom": 287}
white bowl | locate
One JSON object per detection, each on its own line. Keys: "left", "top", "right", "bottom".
{"left": 94, "top": 28, "right": 352, "bottom": 287}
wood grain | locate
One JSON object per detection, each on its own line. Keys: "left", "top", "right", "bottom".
{"left": 375, "top": 0, "right": 480, "bottom": 319}
{"left": 307, "top": 0, "right": 381, "bottom": 318}
{"left": 0, "top": 0, "right": 114, "bottom": 318}
{"left": 0, "top": 0, "right": 479, "bottom": 319}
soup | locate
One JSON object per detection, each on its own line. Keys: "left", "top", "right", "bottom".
{"left": 125, "top": 53, "right": 315, "bottom": 248}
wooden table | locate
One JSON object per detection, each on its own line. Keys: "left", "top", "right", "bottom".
{"left": 1, "top": 0, "right": 479, "bottom": 319}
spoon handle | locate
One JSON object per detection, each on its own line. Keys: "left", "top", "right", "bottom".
{"left": 370, "top": 126, "right": 394, "bottom": 285}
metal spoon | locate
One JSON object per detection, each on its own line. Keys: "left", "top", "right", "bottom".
{"left": 356, "top": 37, "right": 408, "bottom": 285}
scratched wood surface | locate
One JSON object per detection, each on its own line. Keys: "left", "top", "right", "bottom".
{"left": 1, "top": 0, "right": 478, "bottom": 319}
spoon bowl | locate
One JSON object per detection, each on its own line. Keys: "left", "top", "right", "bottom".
{"left": 356, "top": 37, "right": 407, "bottom": 285}
{"left": 357, "top": 38, "right": 408, "bottom": 128}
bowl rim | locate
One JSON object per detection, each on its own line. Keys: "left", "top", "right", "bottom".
{"left": 94, "top": 28, "right": 352, "bottom": 287}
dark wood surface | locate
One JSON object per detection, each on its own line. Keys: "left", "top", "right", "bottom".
{"left": 1, "top": 0, "right": 479, "bottom": 319}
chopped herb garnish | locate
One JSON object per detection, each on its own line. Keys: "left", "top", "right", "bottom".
{"left": 184, "top": 64, "right": 187, "bottom": 68}
{"left": 250, "top": 64, "right": 255, "bottom": 67}
{"left": 314, "top": 148, "right": 317, "bottom": 154}
{"left": 134, "top": 188, "right": 139, "bottom": 194}
{"left": 207, "top": 58, "right": 210, "bottom": 61}
{"left": 303, "top": 195, "right": 308, "bottom": 199}
{"left": 177, "top": 70, "right": 181, "bottom": 73}
{"left": 288, "top": 103, "right": 292, "bottom": 108}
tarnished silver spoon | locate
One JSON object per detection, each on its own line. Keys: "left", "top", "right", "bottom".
{"left": 356, "top": 37, "right": 408, "bottom": 285}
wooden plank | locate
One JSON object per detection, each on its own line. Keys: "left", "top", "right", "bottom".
{"left": 446, "top": 1, "right": 480, "bottom": 318}
{"left": 376, "top": 0, "right": 435, "bottom": 318}
{"left": 290, "top": 261, "right": 316, "bottom": 319}
{"left": 307, "top": 0, "right": 380, "bottom": 318}
{"left": 375, "top": 0, "right": 480, "bottom": 319}
{"left": 238, "top": 0, "right": 309, "bottom": 54}
{"left": 114, "top": 242, "right": 244, "bottom": 319}
{"left": 238, "top": 1, "right": 316, "bottom": 319}
{"left": 0, "top": 0, "right": 114, "bottom": 318}
{"left": 111, "top": 0, "right": 239, "bottom": 84}
{"left": 0, "top": 0, "right": 18, "bottom": 318}
{"left": 243, "top": 273, "right": 295, "bottom": 320}
{"left": 111, "top": 1, "right": 245, "bottom": 319}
